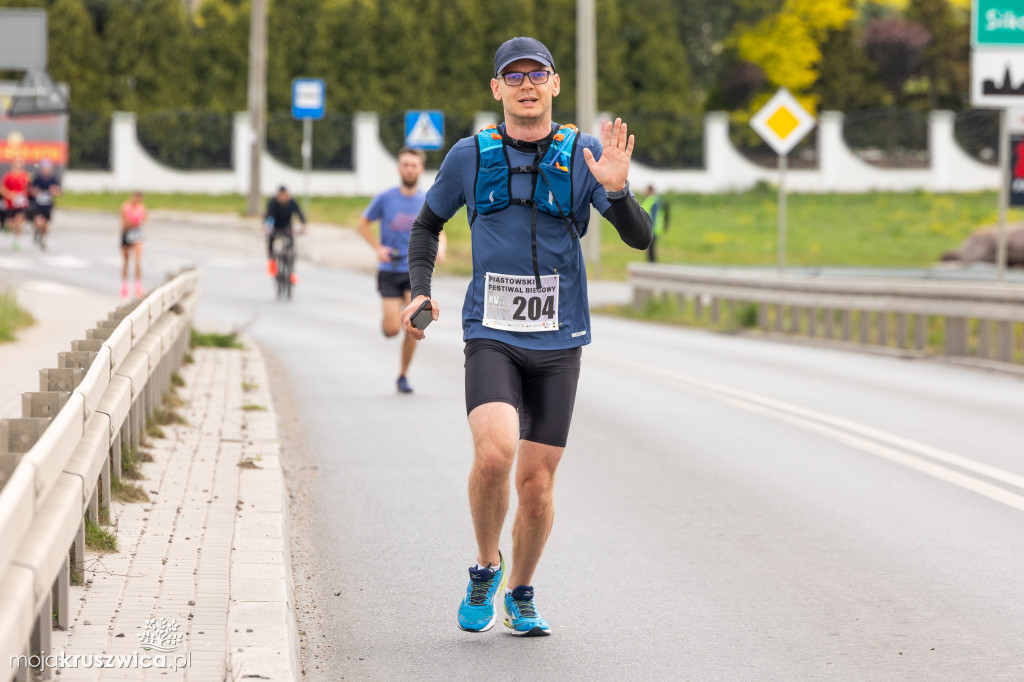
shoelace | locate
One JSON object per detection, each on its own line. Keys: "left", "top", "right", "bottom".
{"left": 512, "top": 597, "right": 538, "bottom": 619}
{"left": 467, "top": 575, "right": 495, "bottom": 605}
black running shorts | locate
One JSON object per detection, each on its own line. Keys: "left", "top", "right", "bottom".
{"left": 464, "top": 338, "right": 582, "bottom": 448}
{"left": 377, "top": 270, "right": 411, "bottom": 298}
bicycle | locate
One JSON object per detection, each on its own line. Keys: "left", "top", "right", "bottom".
{"left": 270, "top": 230, "right": 296, "bottom": 300}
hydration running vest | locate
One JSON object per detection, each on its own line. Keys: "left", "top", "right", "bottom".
{"left": 474, "top": 124, "right": 583, "bottom": 288}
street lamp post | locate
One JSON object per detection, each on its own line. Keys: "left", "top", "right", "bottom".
{"left": 577, "top": 0, "right": 601, "bottom": 276}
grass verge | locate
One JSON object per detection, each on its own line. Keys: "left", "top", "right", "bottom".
{"left": 190, "top": 328, "right": 244, "bottom": 349}
{"left": 121, "top": 444, "right": 144, "bottom": 480}
{"left": 85, "top": 517, "right": 118, "bottom": 553}
{"left": 0, "top": 289, "right": 35, "bottom": 342}
{"left": 112, "top": 476, "right": 150, "bottom": 503}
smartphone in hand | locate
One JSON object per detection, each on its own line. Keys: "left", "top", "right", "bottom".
{"left": 411, "top": 300, "right": 433, "bottom": 330}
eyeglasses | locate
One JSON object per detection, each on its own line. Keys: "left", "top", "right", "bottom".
{"left": 499, "top": 70, "right": 553, "bottom": 87}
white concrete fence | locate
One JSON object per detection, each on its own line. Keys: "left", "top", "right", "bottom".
{"left": 628, "top": 263, "right": 1024, "bottom": 372}
{"left": 0, "top": 270, "right": 198, "bottom": 681}
{"left": 63, "top": 110, "right": 1000, "bottom": 197}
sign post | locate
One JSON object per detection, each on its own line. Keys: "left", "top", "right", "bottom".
{"left": 750, "top": 88, "right": 816, "bottom": 273}
{"left": 291, "top": 78, "right": 325, "bottom": 218}
{"left": 970, "top": 0, "right": 1024, "bottom": 281}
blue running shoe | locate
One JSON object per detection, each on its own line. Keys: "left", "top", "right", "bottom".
{"left": 397, "top": 376, "right": 413, "bottom": 394}
{"left": 457, "top": 552, "right": 507, "bottom": 632}
{"left": 503, "top": 585, "right": 551, "bottom": 636}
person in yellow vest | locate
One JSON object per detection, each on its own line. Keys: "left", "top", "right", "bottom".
{"left": 641, "top": 185, "right": 669, "bottom": 263}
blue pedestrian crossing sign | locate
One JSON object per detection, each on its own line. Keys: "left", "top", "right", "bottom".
{"left": 292, "top": 78, "right": 325, "bottom": 120}
{"left": 405, "top": 110, "right": 444, "bottom": 150}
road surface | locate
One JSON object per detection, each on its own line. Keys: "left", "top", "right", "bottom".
{"left": 2, "top": 216, "right": 1023, "bottom": 681}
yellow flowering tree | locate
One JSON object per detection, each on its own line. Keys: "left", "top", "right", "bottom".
{"left": 736, "top": 0, "right": 858, "bottom": 114}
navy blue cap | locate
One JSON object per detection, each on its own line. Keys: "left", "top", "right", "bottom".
{"left": 494, "top": 37, "right": 555, "bottom": 77}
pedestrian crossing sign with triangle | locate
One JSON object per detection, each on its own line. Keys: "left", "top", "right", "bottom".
{"left": 404, "top": 110, "right": 445, "bottom": 150}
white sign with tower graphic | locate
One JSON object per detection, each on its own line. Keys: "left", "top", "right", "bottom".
{"left": 971, "top": 50, "right": 1024, "bottom": 107}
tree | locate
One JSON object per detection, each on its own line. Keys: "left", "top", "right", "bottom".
{"left": 906, "top": 0, "right": 969, "bottom": 109}
{"left": 45, "top": 0, "right": 110, "bottom": 112}
{"left": 734, "top": 0, "right": 856, "bottom": 112}
{"left": 191, "top": 0, "right": 249, "bottom": 112}
{"left": 814, "top": 18, "right": 888, "bottom": 111}
{"left": 862, "top": 15, "right": 931, "bottom": 107}
{"left": 104, "top": 0, "right": 196, "bottom": 112}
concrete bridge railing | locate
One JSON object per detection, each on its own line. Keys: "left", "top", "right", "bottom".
{"left": 0, "top": 269, "right": 199, "bottom": 680}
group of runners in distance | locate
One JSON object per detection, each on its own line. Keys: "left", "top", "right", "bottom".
{"left": 0, "top": 157, "right": 150, "bottom": 301}
{"left": 1, "top": 158, "right": 61, "bottom": 252}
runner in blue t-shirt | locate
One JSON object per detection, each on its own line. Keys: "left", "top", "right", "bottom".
{"left": 400, "top": 37, "right": 652, "bottom": 636}
{"left": 358, "top": 147, "right": 447, "bottom": 394}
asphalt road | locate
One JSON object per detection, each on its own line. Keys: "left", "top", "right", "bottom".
{"left": 3, "top": 220, "right": 1024, "bottom": 681}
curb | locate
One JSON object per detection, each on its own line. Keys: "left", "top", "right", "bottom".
{"left": 227, "top": 340, "right": 302, "bottom": 681}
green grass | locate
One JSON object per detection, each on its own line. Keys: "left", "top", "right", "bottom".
{"left": 60, "top": 191, "right": 372, "bottom": 231}
{"left": 241, "top": 403, "right": 267, "bottom": 412}
{"left": 59, "top": 189, "right": 1018, "bottom": 280}
{"left": 84, "top": 517, "right": 118, "bottom": 553}
{"left": 171, "top": 372, "right": 185, "bottom": 388}
{"left": 596, "top": 189, "right": 1021, "bottom": 279}
{"left": 0, "top": 290, "right": 35, "bottom": 342}
{"left": 242, "top": 381, "right": 259, "bottom": 392}
{"left": 190, "top": 328, "right": 244, "bottom": 349}
{"left": 121, "top": 443, "right": 143, "bottom": 480}
{"left": 112, "top": 476, "right": 150, "bottom": 503}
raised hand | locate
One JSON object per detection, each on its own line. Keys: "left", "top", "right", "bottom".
{"left": 582, "top": 118, "right": 634, "bottom": 192}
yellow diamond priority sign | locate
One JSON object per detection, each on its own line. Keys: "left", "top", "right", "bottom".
{"left": 750, "top": 88, "right": 816, "bottom": 156}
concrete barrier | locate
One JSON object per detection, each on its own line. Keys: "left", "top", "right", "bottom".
{"left": 628, "top": 264, "right": 1024, "bottom": 371}
{"left": 0, "top": 269, "right": 198, "bottom": 680}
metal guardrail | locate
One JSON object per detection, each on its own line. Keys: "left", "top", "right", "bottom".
{"left": 0, "top": 269, "right": 199, "bottom": 679}
{"left": 628, "top": 264, "right": 1024, "bottom": 368}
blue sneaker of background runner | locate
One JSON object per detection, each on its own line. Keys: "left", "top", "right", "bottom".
{"left": 457, "top": 552, "right": 506, "bottom": 632}
{"left": 503, "top": 585, "right": 551, "bottom": 636}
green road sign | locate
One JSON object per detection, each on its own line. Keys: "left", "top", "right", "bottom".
{"left": 974, "top": 0, "right": 1024, "bottom": 47}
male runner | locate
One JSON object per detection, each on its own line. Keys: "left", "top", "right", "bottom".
{"left": 401, "top": 37, "right": 651, "bottom": 636}
{"left": 264, "top": 185, "right": 307, "bottom": 280}
{"left": 29, "top": 159, "right": 61, "bottom": 250}
{"left": 1, "top": 160, "right": 31, "bottom": 251}
{"left": 357, "top": 147, "right": 446, "bottom": 394}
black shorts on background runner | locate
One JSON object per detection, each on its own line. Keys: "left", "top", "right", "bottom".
{"left": 377, "top": 270, "right": 411, "bottom": 298}
{"left": 464, "top": 338, "right": 582, "bottom": 448}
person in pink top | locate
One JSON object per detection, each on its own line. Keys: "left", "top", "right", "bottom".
{"left": 120, "top": 191, "right": 147, "bottom": 299}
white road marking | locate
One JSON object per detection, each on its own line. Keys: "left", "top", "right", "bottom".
{"left": 594, "top": 352, "right": 1024, "bottom": 512}
{"left": 41, "top": 255, "right": 90, "bottom": 268}
{"left": 0, "top": 257, "right": 30, "bottom": 270}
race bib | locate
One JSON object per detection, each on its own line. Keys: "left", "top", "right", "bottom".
{"left": 12, "top": 194, "right": 27, "bottom": 209}
{"left": 35, "top": 191, "right": 51, "bottom": 206}
{"left": 123, "top": 228, "right": 143, "bottom": 245}
{"left": 482, "top": 272, "right": 559, "bottom": 332}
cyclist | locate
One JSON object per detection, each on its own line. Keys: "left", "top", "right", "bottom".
{"left": 29, "top": 159, "right": 61, "bottom": 250}
{"left": 120, "top": 191, "right": 147, "bottom": 299}
{"left": 401, "top": 37, "right": 651, "bottom": 636}
{"left": 357, "top": 147, "right": 447, "bottom": 394}
{"left": 1, "top": 159, "right": 31, "bottom": 251}
{"left": 264, "top": 185, "right": 306, "bottom": 282}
